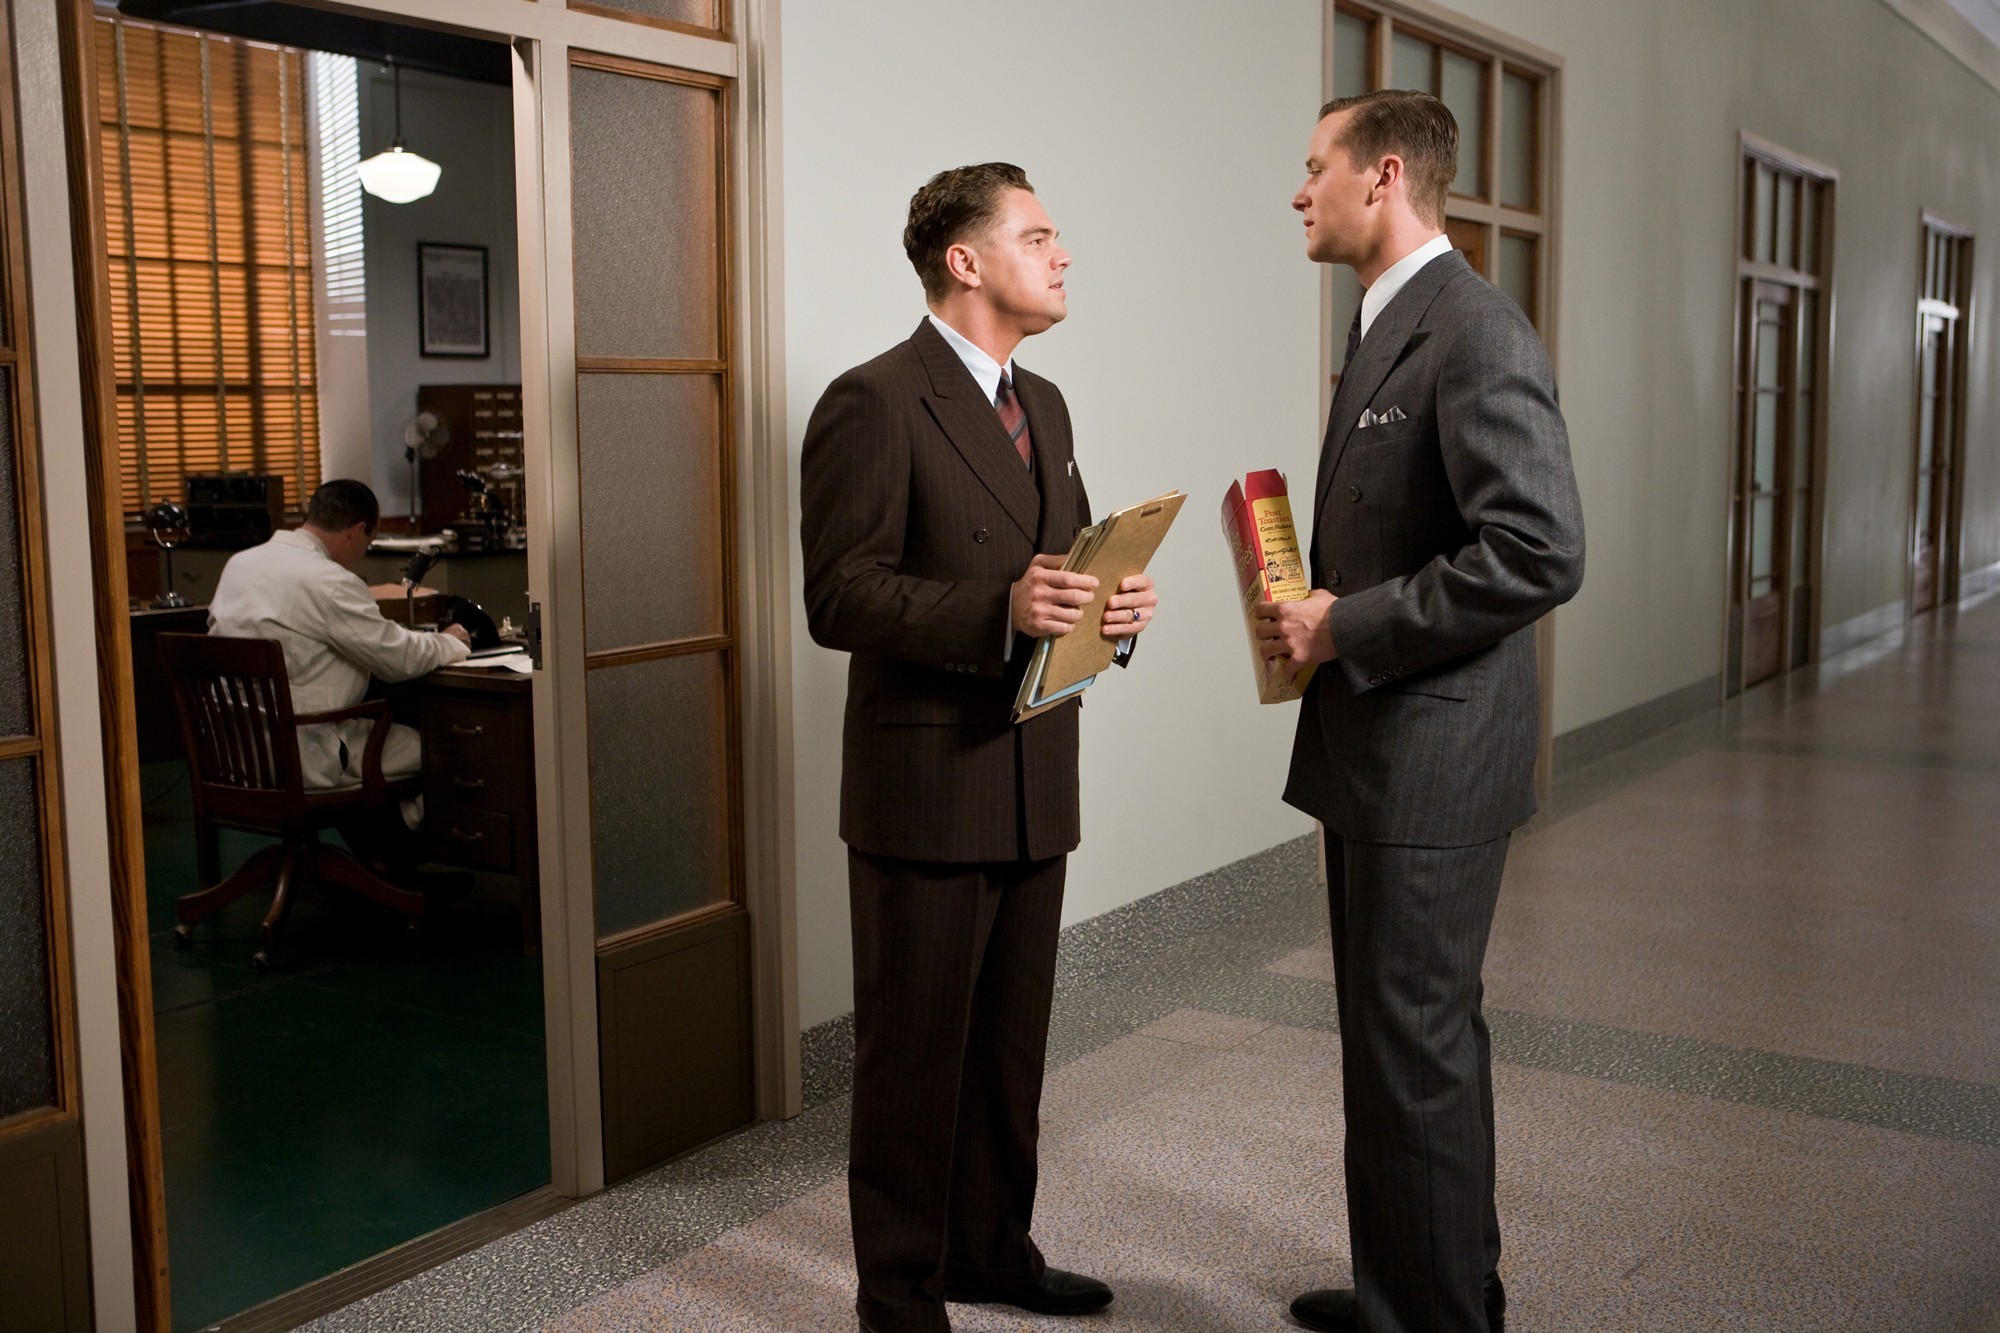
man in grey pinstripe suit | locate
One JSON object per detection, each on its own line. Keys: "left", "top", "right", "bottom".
{"left": 801, "top": 163, "right": 1157, "bottom": 1333}
{"left": 1255, "top": 93, "right": 1584, "bottom": 1332}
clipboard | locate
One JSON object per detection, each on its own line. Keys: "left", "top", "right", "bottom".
{"left": 1012, "top": 490, "right": 1185, "bottom": 722}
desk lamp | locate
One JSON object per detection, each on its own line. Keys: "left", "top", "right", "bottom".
{"left": 144, "top": 501, "right": 191, "bottom": 609}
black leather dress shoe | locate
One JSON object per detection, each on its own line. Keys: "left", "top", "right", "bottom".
{"left": 1289, "top": 1272, "right": 1505, "bottom": 1332}
{"left": 944, "top": 1267, "right": 1113, "bottom": 1315}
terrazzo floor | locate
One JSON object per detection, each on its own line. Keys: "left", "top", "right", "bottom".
{"left": 306, "top": 591, "right": 2000, "bottom": 1332}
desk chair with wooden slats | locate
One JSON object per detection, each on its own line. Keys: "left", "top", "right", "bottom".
{"left": 158, "top": 632, "right": 427, "bottom": 969}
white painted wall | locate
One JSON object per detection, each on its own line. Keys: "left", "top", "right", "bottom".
{"left": 781, "top": 2, "right": 1326, "bottom": 1025}
{"left": 779, "top": 0, "right": 2000, "bottom": 1028}
{"left": 357, "top": 65, "right": 522, "bottom": 517}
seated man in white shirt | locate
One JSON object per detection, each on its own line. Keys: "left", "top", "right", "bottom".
{"left": 208, "top": 479, "right": 470, "bottom": 870}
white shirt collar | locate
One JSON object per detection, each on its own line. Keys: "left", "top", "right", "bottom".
{"left": 927, "top": 313, "right": 1014, "bottom": 405}
{"left": 277, "top": 527, "right": 333, "bottom": 561}
{"left": 1359, "top": 232, "right": 1454, "bottom": 341}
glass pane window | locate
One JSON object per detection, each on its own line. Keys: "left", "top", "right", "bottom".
{"left": 1750, "top": 493, "right": 1776, "bottom": 591}
{"left": 588, "top": 652, "right": 733, "bottom": 936}
{"left": 1753, "top": 393, "right": 1779, "bottom": 492}
{"left": 0, "top": 368, "right": 28, "bottom": 738}
{"left": 1752, "top": 166, "right": 1775, "bottom": 265}
{"left": 576, "top": 373, "right": 726, "bottom": 653}
{"left": 1334, "top": 10, "right": 1372, "bottom": 99}
{"left": 1799, "top": 181, "right": 1819, "bottom": 275}
{"left": 1500, "top": 71, "right": 1536, "bottom": 209}
{"left": 1755, "top": 316, "right": 1782, "bottom": 389}
{"left": 1440, "top": 49, "right": 1485, "bottom": 197}
{"left": 1799, "top": 292, "right": 1818, "bottom": 390}
{"left": 571, "top": 66, "right": 723, "bottom": 361}
{"left": 1392, "top": 32, "right": 1435, "bottom": 94}
{"left": 570, "top": 0, "right": 718, "bottom": 32}
{"left": 1497, "top": 232, "right": 1536, "bottom": 320}
{"left": 1775, "top": 175, "right": 1796, "bottom": 271}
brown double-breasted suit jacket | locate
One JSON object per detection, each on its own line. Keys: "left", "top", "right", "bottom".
{"left": 801, "top": 319, "right": 1093, "bottom": 865}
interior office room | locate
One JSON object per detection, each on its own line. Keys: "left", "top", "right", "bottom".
{"left": 0, "top": 0, "right": 1995, "bottom": 1330}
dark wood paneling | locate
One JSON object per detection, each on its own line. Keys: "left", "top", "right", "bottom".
{"left": 0, "top": 1118, "right": 92, "bottom": 1332}
{"left": 597, "top": 907, "right": 752, "bottom": 1183}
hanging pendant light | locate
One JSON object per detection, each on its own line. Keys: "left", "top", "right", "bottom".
{"left": 356, "top": 61, "right": 441, "bottom": 204}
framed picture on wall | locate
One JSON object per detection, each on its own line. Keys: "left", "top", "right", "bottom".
{"left": 418, "top": 242, "right": 489, "bottom": 358}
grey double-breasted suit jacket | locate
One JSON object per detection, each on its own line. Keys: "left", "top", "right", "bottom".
{"left": 1285, "top": 250, "right": 1585, "bottom": 847}
{"left": 800, "top": 319, "right": 1092, "bottom": 864}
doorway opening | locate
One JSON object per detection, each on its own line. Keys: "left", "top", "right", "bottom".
{"left": 93, "top": 6, "right": 547, "bottom": 1326}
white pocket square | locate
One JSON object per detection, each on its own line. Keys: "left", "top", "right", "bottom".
{"left": 1357, "top": 405, "right": 1408, "bottom": 430}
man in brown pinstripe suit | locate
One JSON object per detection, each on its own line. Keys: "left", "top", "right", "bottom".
{"left": 800, "top": 163, "right": 1158, "bottom": 1333}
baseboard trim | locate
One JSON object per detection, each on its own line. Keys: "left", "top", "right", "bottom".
{"left": 1820, "top": 598, "right": 1907, "bottom": 661}
{"left": 1960, "top": 558, "right": 2000, "bottom": 604}
{"left": 211, "top": 1185, "right": 572, "bottom": 1333}
{"left": 1551, "top": 675, "right": 1720, "bottom": 778}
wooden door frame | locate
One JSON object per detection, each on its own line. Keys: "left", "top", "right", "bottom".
{"left": 1909, "top": 213, "right": 1974, "bottom": 615}
{"left": 53, "top": 0, "right": 794, "bottom": 1324}
{"left": 1722, "top": 133, "right": 1835, "bottom": 698}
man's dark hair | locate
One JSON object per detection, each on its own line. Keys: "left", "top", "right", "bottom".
{"left": 1318, "top": 90, "right": 1458, "bottom": 227}
{"left": 305, "top": 479, "right": 380, "bottom": 533}
{"left": 903, "top": 162, "right": 1034, "bottom": 302}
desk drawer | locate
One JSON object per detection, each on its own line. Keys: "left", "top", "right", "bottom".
{"left": 422, "top": 697, "right": 519, "bottom": 770}
{"left": 427, "top": 804, "right": 515, "bottom": 872}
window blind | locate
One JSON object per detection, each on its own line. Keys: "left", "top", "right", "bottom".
{"left": 95, "top": 16, "right": 321, "bottom": 519}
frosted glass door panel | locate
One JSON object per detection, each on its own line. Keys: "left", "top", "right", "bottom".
{"left": 588, "top": 653, "right": 732, "bottom": 936}
{"left": 571, "top": 0, "right": 718, "bottom": 31}
{"left": 570, "top": 67, "right": 721, "bottom": 361}
{"left": 0, "top": 370, "right": 28, "bottom": 737}
{"left": 577, "top": 373, "right": 725, "bottom": 653}
{"left": 0, "top": 757, "right": 53, "bottom": 1119}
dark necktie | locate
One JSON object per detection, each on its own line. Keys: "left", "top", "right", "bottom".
{"left": 1341, "top": 309, "right": 1362, "bottom": 378}
{"left": 995, "top": 371, "right": 1032, "bottom": 469}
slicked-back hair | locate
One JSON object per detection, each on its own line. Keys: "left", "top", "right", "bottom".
{"left": 904, "top": 162, "right": 1034, "bottom": 302}
{"left": 1319, "top": 90, "right": 1458, "bottom": 227}
{"left": 305, "top": 478, "right": 380, "bottom": 534}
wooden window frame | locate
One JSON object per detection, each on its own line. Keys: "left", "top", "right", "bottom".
{"left": 1329, "top": 0, "right": 1561, "bottom": 363}
{"left": 1325, "top": 0, "right": 1563, "bottom": 783}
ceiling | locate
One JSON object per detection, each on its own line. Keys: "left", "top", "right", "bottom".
{"left": 1941, "top": 0, "right": 2000, "bottom": 45}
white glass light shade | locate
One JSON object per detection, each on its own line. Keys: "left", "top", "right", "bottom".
{"left": 356, "top": 145, "right": 441, "bottom": 203}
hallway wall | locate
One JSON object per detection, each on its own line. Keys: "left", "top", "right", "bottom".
{"left": 779, "top": 0, "right": 2000, "bottom": 1027}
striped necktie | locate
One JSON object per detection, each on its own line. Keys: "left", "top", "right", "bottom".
{"left": 1341, "top": 309, "right": 1362, "bottom": 377}
{"left": 995, "top": 371, "right": 1032, "bottom": 469}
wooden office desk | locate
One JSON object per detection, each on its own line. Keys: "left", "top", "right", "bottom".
{"left": 418, "top": 664, "right": 540, "bottom": 954}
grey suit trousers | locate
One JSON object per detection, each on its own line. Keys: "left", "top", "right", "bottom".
{"left": 1326, "top": 833, "right": 1508, "bottom": 1333}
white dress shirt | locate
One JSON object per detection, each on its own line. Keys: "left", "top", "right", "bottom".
{"left": 924, "top": 312, "right": 1133, "bottom": 664}
{"left": 1360, "top": 232, "right": 1455, "bottom": 341}
{"left": 208, "top": 528, "right": 469, "bottom": 788}
{"left": 928, "top": 312, "right": 1013, "bottom": 404}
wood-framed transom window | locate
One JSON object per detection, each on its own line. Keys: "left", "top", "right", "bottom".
{"left": 1328, "top": 1, "right": 1559, "bottom": 356}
